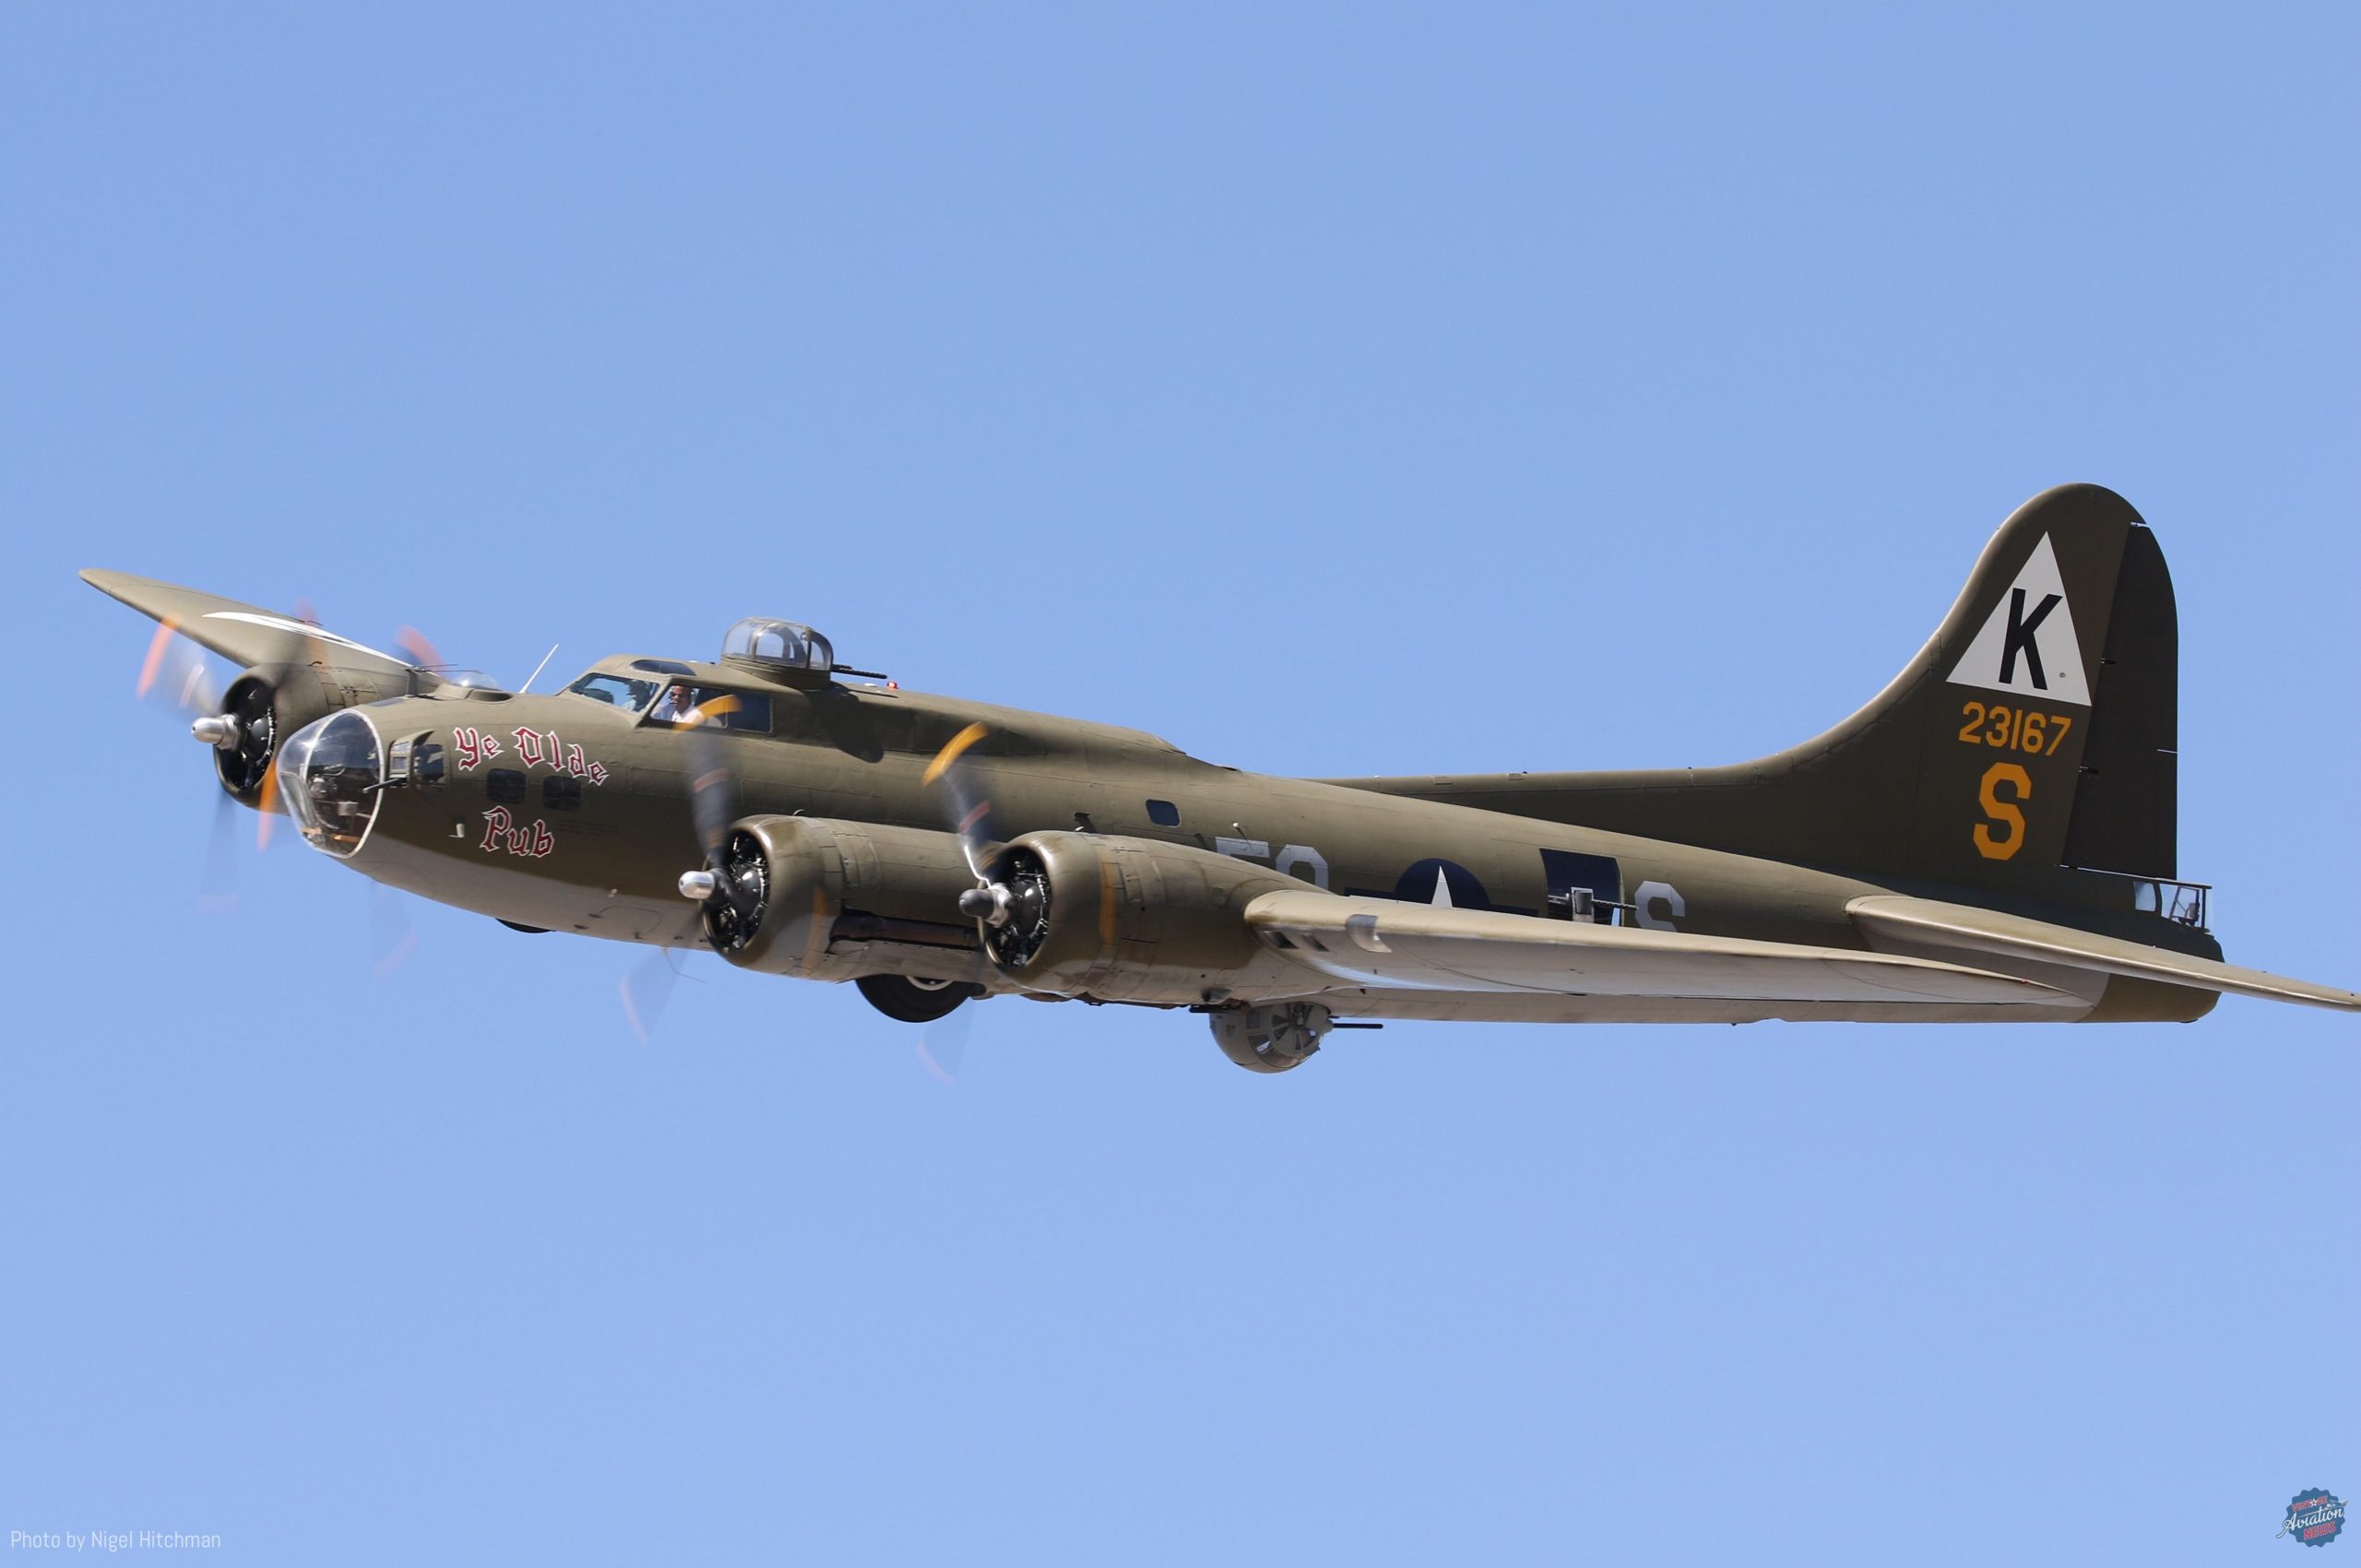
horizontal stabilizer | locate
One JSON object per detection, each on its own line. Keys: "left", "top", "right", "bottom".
{"left": 1849, "top": 896, "right": 2361, "bottom": 1013}
{"left": 1246, "top": 890, "right": 2077, "bottom": 1007}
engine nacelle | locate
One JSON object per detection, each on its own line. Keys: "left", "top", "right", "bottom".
{"left": 208, "top": 662, "right": 403, "bottom": 802}
{"left": 699, "top": 816, "right": 989, "bottom": 986}
{"left": 979, "top": 831, "right": 1313, "bottom": 1005}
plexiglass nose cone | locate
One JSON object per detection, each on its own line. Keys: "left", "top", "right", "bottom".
{"left": 274, "top": 709, "right": 384, "bottom": 859}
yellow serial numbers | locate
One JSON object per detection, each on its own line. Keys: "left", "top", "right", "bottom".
{"left": 1957, "top": 701, "right": 2073, "bottom": 757}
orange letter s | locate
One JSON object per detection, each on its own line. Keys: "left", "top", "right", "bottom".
{"left": 1973, "top": 762, "right": 2031, "bottom": 861}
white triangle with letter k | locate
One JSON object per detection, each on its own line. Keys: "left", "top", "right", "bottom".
{"left": 1946, "top": 535, "right": 2092, "bottom": 706}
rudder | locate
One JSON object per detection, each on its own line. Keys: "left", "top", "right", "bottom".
{"left": 1325, "top": 484, "right": 2182, "bottom": 900}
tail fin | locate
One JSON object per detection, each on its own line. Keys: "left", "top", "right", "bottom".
{"left": 1335, "top": 484, "right": 2182, "bottom": 899}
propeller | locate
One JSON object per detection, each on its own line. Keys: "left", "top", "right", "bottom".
{"left": 132, "top": 623, "right": 248, "bottom": 903}
{"left": 620, "top": 946, "right": 701, "bottom": 1043}
{"left": 915, "top": 1002, "right": 975, "bottom": 1086}
{"left": 254, "top": 752, "right": 282, "bottom": 849}
{"left": 196, "top": 790, "right": 242, "bottom": 914}
{"left": 140, "top": 624, "right": 283, "bottom": 853}
{"left": 124, "top": 618, "right": 315, "bottom": 932}
{"left": 923, "top": 722, "right": 1054, "bottom": 967}
{"left": 923, "top": 722, "right": 1009, "bottom": 918}
{"left": 393, "top": 624, "right": 445, "bottom": 672}
{"left": 370, "top": 884, "right": 419, "bottom": 983}
{"left": 137, "top": 619, "right": 223, "bottom": 716}
{"left": 127, "top": 602, "right": 441, "bottom": 980}
{"left": 645, "top": 688, "right": 753, "bottom": 1034}
{"left": 396, "top": 620, "right": 523, "bottom": 691}
{"left": 145, "top": 596, "right": 401, "bottom": 835}
{"left": 682, "top": 693, "right": 744, "bottom": 872}
{"left": 900, "top": 728, "right": 999, "bottom": 1071}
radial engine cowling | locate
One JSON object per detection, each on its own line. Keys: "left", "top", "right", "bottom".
{"left": 206, "top": 663, "right": 397, "bottom": 802}
{"left": 699, "top": 815, "right": 990, "bottom": 986}
{"left": 978, "top": 831, "right": 1312, "bottom": 1005}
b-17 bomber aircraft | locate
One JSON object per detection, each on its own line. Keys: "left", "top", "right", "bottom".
{"left": 87, "top": 484, "right": 2358, "bottom": 1072}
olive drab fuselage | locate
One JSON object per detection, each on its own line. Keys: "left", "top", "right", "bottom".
{"left": 320, "top": 653, "right": 2222, "bottom": 1026}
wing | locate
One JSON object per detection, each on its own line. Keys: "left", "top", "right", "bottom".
{"left": 1243, "top": 890, "right": 2076, "bottom": 1007}
{"left": 80, "top": 569, "right": 410, "bottom": 679}
{"left": 1849, "top": 895, "right": 2361, "bottom": 1013}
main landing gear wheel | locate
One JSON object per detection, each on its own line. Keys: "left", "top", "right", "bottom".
{"left": 857, "top": 974, "right": 984, "bottom": 1025}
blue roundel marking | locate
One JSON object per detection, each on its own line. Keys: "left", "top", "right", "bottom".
{"left": 1393, "top": 858, "right": 1489, "bottom": 909}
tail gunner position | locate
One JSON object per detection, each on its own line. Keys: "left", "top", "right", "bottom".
{"left": 86, "top": 484, "right": 2358, "bottom": 1072}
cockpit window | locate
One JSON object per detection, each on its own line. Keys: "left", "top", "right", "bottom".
{"left": 647, "top": 683, "right": 773, "bottom": 733}
{"left": 564, "top": 672, "right": 661, "bottom": 714}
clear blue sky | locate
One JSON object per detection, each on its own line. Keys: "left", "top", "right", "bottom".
{"left": 4, "top": 6, "right": 2354, "bottom": 1563}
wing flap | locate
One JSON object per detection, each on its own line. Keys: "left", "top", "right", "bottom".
{"left": 1848, "top": 895, "right": 2361, "bottom": 1013}
{"left": 1245, "top": 890, "right": 2077, "bottom": 1006}
{"left": 80, "top": 569, "right": 409, "bottom": 678}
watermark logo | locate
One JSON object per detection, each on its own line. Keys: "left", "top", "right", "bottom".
{"left": 2280, "top": 1489, "right": 2346, "bottom": 1547}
